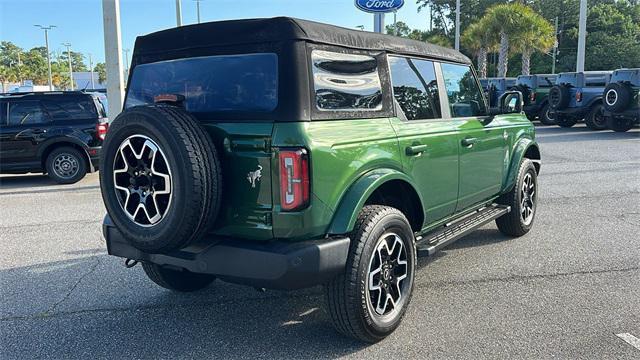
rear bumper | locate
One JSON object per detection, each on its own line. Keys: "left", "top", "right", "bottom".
{"left": 103, "top": 215, "right": 350, "bottom": 290}
{"left": 552, "top": 106, "right": 587, "bottom": 118}
{"left": 86, "top": 146, "right": 101, "bottom": 172}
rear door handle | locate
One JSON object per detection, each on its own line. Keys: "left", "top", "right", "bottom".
{"left": 461, "top": 138, "right": 477, "bottom": 147}
{"left": 405, "top": 144, "right": 428, "bottom": 156}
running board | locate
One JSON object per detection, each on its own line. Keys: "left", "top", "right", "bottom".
{"left": 416, "top": 204, "right": 510, "bottom": 257}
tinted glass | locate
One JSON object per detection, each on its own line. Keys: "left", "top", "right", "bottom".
{"left": 441, "top": 63, "right": 486, "bottom": 117}
{"left": 125, "top": 53, "right": 278, "bottom": 113}
{"left": 0, "top": 102, "right": 6, "bottom": 125}
{"left": 312, "top": 50, "right": 382, "bottom": 111}
{"left": 389, "top": 56, "right": 441, "bottom": 120}
{"left": 42, "top": 97, "right": 97, "bottom": 120}
{"left": 7, "top": 101, "right": 48, "bottom": 125}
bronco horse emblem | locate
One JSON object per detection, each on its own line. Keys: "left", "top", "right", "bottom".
{"left": 247, "top": 165, "right": 263, "bottom": 188}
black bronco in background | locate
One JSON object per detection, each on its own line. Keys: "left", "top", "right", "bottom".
{"left": 548, "top": 71, "right": 611, "bottom": 129}
{"left": 484, "top": 77, "right": 516, "bottom": 108}
{"left": 516, "top": 74, "right": 557, "bottom": 125}
{"left": 603, "top": 68, "right": 640, "bottom": 132}
{"left": 0, "top": 91, "right": 108, "bottom": 183}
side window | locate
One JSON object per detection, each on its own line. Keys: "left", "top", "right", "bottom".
{"left": 311, "top": 50, "right": 382, "bottom": 111}
{"left": 42, "top": 98, "right": 97, "bottom": 120}
{"left": 7, "top": 101, "right": 49, "bottom": 126}
{"left": 441, "top": 63, "right": 487, "bottom": 117}
{"left": 388, "top": 56, "right": 441, "bottom": 120}
{"left": 0, "top": 102, "right": 6, "bottom": 126}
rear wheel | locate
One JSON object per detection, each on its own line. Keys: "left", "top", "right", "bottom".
{"left": 538, "top": 103, "right": 556, "bottom": 125}
{"left": 142, "top": 262, "right": 215, "bottom": 292}
{"left": 607, "top": 117, "right": 635, "bottom": 132}
{"left": 46, "top": 147, "right": 87, "bottom": 184}
{"left": 326, "top": 205, "right": 416, "bottom": 343}
{"left": 556, "top": 116, "right": 577, "bottom": 128}
{"left": 585, "top": 104, "right": 607, "bottom": 130}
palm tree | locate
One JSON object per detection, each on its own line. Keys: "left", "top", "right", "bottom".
{"left": 484, "top": 3, "right": 525, "bottom": 77}
{"left": 511, "top": 11, "right": 555, "bottom": 75}
{"left": 461, "top": 17, "right": 496, "bottom": 78}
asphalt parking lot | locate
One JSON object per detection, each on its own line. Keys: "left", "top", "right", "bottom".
{"left": 1, "top": 124, "right": 639, "bottom": 359}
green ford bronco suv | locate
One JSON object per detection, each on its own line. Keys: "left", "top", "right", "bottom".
{"left": 100, "top": 18, "right": 541, "bottom": 342}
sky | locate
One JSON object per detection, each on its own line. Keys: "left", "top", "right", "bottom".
{"left": 0, "top": 0, "right": 432, "bottom": 66}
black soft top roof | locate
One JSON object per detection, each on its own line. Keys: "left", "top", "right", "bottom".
{"left": 134, "top": 16, "right": 470, "bottom": 64}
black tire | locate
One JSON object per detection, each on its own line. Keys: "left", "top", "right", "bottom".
{"left": 603, "top": 83, "right": 631, "bottom": 112}
{"left": 606, "top": 116, "right": 635, "bottom": 132}
{"left": 538, "top": 103, "right": 556, "bottom": 125}
{"left": 100, "top": 105, "right": 222, "bottom": 253}
{"left": 511, "top": 85, "right": 531, "bottom": 106}
{"left": 549, "top": 85, "right": 570, "bottom": 110}
{"left": 496, "top": 159, "right": 537, "bottom": 237}
{"left": 142, "top": 262, "right": 215, "bottom": 292}
{"left": 325, "top": 205, "right": 416, "bottom": 343}
{"left": 556, "top": 116, "right": 577, "bottom": 128}
{"left": 585, "top": 103, "right": 608, "bottom": 130}
{"left": 45, "top": 147, "right": 88, "bottom": 184}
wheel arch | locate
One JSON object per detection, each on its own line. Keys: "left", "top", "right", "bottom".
{"left": 503, "top": 138, "right": 541, "bottom": 192}
{"left": 40, "top": 140, "right": 93, "bottom": 173}
{"left": 327, "top": 168, "right": 425, "bottom": 235}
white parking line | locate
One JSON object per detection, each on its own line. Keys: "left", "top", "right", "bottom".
{"left": 616, "top": 333, "right": 640, "bottom": 351}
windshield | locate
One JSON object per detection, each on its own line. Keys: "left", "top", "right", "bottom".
{"left": 125, "top": 53, "right": 278, "bottom": 113}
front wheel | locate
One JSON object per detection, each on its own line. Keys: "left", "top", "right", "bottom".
{"left": 496, "top": 159, "right": 538, "bottom": 237}
{"left": 142, "top": 262, "right": 215, "bottom": 292}
{"left": 325, "top": 205, "right": 416, "bottom": 343}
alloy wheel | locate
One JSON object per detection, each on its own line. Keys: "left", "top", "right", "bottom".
{"left": 366, "top": 232, "right": 409, "bottom": 317}
{"left": 113, "top": 135, "right": 172, "bottom": 227}
{"left": 520, "top": 172, "right": 536, "bottom": 225}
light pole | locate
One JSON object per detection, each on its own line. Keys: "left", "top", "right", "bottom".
{"left": 576, "top": 0, "right": 587, "bottom": 72}
{"left": 175, "top": 0, "right": 183, "bottom": 26}
{"left": 62, "top": 43, "right": 74, "bottom": 90}
{"left": 88, "top": 53, "right": 95, "bottom": 89}
{"left": 34, "top": 25, "right": 56, "bottom": 91}
{"left": 194, "top": 0, "right": 203, "bottom": 24}
{"left": 552, "top": 17, "right": 558, "bottom": 74}
{"left": 454, "top": 0, "right": 460, "bottom": 50}
{"left": 123, "top": 48, "right": 130, "bottom": 80}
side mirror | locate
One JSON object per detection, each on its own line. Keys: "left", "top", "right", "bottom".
{"left": 499, "top": 91, "right": 524, "bottom": 114}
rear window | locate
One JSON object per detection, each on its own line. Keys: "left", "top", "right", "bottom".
{"left": 125, "top": 53, "right": 278, "bottom": 113}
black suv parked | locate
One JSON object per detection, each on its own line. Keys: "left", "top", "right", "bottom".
{"left": 603, "top": 68, "right": 640, "bottom": 132}
{"left": 0, "top": 91, "right": 108, "bottom": 183}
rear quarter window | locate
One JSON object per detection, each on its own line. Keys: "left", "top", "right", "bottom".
{"left": 125, "top": 53, "right": 278, "bottom": 113}
{"left": 311, "top": 50, "right": 382, "bottom": 111}
{"left": 42, "top": 97, "right": 98, "bottom": 120}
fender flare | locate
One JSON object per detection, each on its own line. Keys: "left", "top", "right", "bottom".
{"left": 503, "top": 137, "right": 540, "bottom": 192}
{"left": 326, "top": 168, "right": 424, "bottom": 235}
{"left": 38, "top": 137, "right": 94, "bottom": 172}
{"left": 584, "top": 96, "right": 603, "bottom": 109}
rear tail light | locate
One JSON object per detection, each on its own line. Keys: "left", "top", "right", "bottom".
{"left": 96, "top": 121, "right": 109, "bottom": 141}
{"left": 530, "top": 92, "right": 536, "bottom": 102}
{"left": 279, "top": 148, "right": 310, "bottom": 211}
{"left": 576, "top": 91, "right": 583, "bottom": 102}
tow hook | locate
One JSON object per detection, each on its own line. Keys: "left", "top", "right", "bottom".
{"left": 124, "top": 258, "right": 139, "bottom": 268}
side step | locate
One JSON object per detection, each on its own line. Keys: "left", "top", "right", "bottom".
{"left": 416, "top": 204, "right": 510, "bottom": 257}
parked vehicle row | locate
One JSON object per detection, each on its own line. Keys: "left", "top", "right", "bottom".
{"left": 481, "top": 68, "right": 639, "bottom": 132}
{"left": 0, "top": 91, "right": 108, "bottom": 183}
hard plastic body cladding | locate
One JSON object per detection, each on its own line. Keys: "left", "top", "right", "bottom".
{"left": 197, "top": 114, "right": 534, "bottom": 242}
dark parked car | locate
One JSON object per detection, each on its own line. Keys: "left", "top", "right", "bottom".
{"left": 603, "top": 68, "right": 640, "bottom": 132}
{"left": 0, "top": 91, "right": 108, "bottom": 183}
{"left": 548, "top": 71, "right": 611, "bottom": 129}
{"left": 484, "top": 77, "right": 517, "bottom": 108}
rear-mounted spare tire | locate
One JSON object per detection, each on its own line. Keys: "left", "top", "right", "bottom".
{"left": 100, "top": 105, "right": 222, "bottom": 253}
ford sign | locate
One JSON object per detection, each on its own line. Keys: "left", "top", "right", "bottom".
{"left": 355, "top": 0, "right": 404, "bottom": 13}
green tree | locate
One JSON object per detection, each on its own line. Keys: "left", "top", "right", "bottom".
{"left": 511, "top": 8, "right": 555, "bottom": 75}
{"left": 461, "top": 17, "right": 497, "bottom": 78}
{"left": 59, "top": 51, "right": 88, "bottom": 72}
{"left": 94, "top": 62, "right": 106, "bottom": 83}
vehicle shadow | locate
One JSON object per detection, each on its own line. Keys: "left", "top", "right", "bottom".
{"left": 0, "top": 174, "right": 56, "bottom": 189}
{"left": 0, "top": 255, "right": 369, "bottom": 359}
